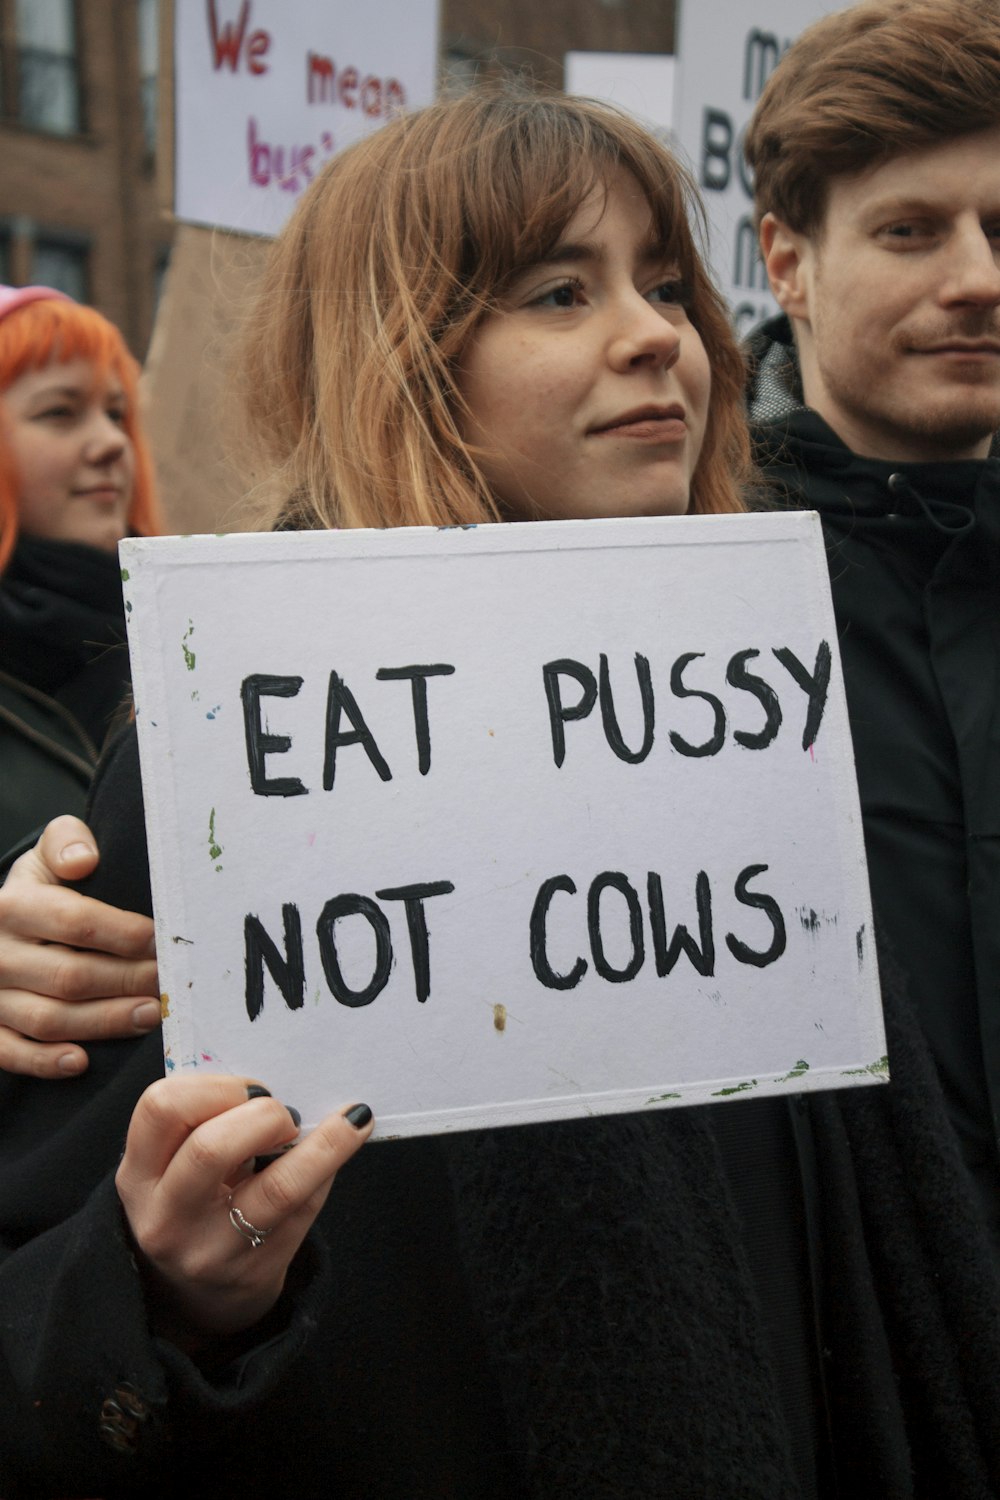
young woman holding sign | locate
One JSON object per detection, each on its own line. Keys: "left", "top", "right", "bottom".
{"left": 0, "top": 88, "right": 994, "bottom": 1500}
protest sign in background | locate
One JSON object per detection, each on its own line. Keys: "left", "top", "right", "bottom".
{"left": 121, "top": 514, "right": 884, "bottom": 1139}
{"left": 564, "top": 51, "right": 675, "bottom": 136}
{"left": 174, "top": 0, "right": 438, "bottom": 236}
{"left": 673, "top": 0, "right": 836, "bottom": 333}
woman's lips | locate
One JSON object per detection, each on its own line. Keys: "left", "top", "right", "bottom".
{"left": 591, "top": 409, "right": 688, "bottom": 441}
{"left": 75, "top": 486, "right": 123, "bottom": 504}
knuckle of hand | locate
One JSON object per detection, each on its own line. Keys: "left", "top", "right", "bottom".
{"left": 45, "top": 950, "right": 93, "bottom": 1002}
{"left": 186, "top": 1132, "right": 229, "bottom": 1178}
{"left": 255, "top": 1170, "right": 300, "bottom": 1219}
{"left": 136, "top": 1078, "right": 180, "bottom": 1133}
{"left": 18, "top": 997, "right": 64, "bottom": 1042}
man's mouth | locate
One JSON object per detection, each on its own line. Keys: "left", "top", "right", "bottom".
{"left": 912, "top": 338, "right": 1000, "bottom": 356}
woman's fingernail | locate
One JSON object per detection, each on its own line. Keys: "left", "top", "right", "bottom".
{"left": 246, "top": 1083, "right": 272, "bottom": 1101}
{"left": 345, "top": 1103, "right": 373, "bottom": 1129}
{"left": 131, "top": 1001, "right": 160, "bottom": 1032}
{"left": 58, "top": 841, "right": 96, "bottom": 866}
{"left": 57, "top": 1050, "right": 85, "bottom": 1074}
{"left": 287, "top": 1105, "right": 302, "bottom": 1128}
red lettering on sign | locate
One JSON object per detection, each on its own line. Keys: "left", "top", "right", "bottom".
{"left": 207, "top": 0, "right": 270, "bottom": 76}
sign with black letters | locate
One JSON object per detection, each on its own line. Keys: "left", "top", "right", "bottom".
{"left": 121, "top": 513, "right": 885, "bottom": 1138}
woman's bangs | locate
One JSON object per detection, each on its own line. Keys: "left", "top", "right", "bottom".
{"left": 0, "top": 301, "right": 135, "bottom": 392}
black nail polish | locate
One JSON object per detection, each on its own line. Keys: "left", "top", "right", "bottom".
{"left": 247, "top": 1084, "right": 272, "bottom": 1101}
{"left": 345, "top": 1102, "right": 373, "bottom": 1129}
{"left": 287, "top": 1105, "right": 302, "bottom": 1129}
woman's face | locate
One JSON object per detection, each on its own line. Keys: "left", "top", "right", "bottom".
{"left": 455, "top": 168, "right": 711, "bottom": 522}
{"left": 2, "top": 356, "right": 135, "bottom": 552}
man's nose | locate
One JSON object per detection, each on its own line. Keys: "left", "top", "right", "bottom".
{"left": 940, "top": 220, "right": 1000, "bottom": 307}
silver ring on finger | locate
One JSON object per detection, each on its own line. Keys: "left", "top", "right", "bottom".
{"left": 227, "top": 1194, "right": 273, "bottom": 1249}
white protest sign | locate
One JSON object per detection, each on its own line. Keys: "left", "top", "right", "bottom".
{"left": 121, "top": 515, "right": 885, "bottom": 1140}
{"left": 564, "top": 52, "right": 676, "bottom": 136}
{"left": 673, "top": 0, "right": 836, "bottom": 332}
{"left": 174, "top": 0, "right": 439, "bottom": 237}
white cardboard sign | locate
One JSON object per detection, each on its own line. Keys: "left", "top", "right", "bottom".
{"left": 672, "top": 0, "right": 836, "bottom": 332}
{"left": 120, "top": 515, "right": 886, "bottom": 1139}
{"left": 174, "top": 0, "right": 439, "bottom": 237}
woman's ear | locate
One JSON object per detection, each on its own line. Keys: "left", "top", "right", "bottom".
{"left": 759, "top": 214, "right": 811, "bottom": 319}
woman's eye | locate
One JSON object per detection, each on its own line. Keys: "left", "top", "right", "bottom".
{"left": 649, "top": 279, "right": 691, "bottom": 307}
{"left": 532, "top": 279, "right": 583, "bottom": 309}
{"left": 38, "top": 404, "right": 75, "bottom": 420}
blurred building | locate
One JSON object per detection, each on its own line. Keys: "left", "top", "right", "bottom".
{"left": 0, "top": 0, "right": 673, "bottom": 358}
{"left": 0, "top": 0, "right": 167, "bottom": 354}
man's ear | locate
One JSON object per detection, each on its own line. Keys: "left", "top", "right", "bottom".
{"left": 759, "top": 214, "right": 812, "bottom": 319}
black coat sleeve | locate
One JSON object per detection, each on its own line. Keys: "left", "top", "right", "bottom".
{"left": 0, "top": 723, "right": 334, "bottom": 1498}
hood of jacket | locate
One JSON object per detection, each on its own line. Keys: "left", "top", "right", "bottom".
{"left": 746, "top": 313, "right": 1000, "bottom": 549}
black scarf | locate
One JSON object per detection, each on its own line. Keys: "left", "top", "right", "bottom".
{"left": 445, "top": 938, "right": 1000, "bottom": 1499}
{"left": 0, "top": 534, "right": 131, "bottom": 751}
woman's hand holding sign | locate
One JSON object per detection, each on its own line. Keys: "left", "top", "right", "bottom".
{"left": 116, "top": 1074, "right": 374, "bottom": 1343}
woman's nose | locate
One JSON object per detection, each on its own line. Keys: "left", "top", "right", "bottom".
{"left": 84, "top": 411, "right": 128, "bottom": 461}
{"left": 607, "top": 293, "right": 682, "bottom": 372}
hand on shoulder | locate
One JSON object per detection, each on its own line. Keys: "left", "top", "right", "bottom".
{"left": 0, "top": 814, "right": 159, "bottom": 1078}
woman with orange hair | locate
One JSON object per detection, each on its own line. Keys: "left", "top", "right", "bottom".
{"left": 0, "top": 285, "right": 161, "bottom": 850}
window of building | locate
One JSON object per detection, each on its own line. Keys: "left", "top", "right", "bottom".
{"left": 138, "top": 0, "right": 157, "bottom": 154}
{"left": 16, "top": 0, "right": 80, "bottom": 135}
{"left": 31, "top": 237, "right": 88, "bottom": 301}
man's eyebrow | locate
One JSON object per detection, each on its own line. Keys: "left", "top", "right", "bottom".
{"left": 865, "top": 196, "right": 932, "bottom": 215}
{"left": 861, "top": 193, "right": 970, "bottom": 221}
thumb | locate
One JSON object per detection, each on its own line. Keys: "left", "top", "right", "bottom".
{"left": 23, "top": 815, "right": 100, "bottom": 886}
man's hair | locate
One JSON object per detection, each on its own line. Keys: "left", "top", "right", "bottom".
{"left": 237, "top": 84, "right": 752, "bottom": 528}
{"left": 745, "top": 0, "right": 1000, "bottom": 235}
{"left": 0, "top": 298, "right": 161, "bottom": 569}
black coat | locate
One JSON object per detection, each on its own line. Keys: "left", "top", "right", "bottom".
{"left": 4, "top": 482, "right": 1000, "bottom": 1495}
{"left": 749, "top": 314, "right": 1000, "bottom": 1243}
{"left": 0, "top": 536, "right": 132, "bottom": 855}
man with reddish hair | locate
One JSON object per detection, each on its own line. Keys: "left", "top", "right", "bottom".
{"left": 748, "top": 0, "right": 1000, "bottom": 1221}
{"left": 741, "top": 0, "right": 1000, "bottom": 1488}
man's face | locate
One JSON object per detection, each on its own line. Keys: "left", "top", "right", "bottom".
{"left": 762, "top": 125, "right": 1000, "bottom": 463}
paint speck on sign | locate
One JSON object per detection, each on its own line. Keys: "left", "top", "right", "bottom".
{"left": 208, "top": 807, "right": 223, "bottom": 869}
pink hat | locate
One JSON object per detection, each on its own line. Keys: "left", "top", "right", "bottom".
{"left": 0, "top": 284, "right": 73, "bottom": 325}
